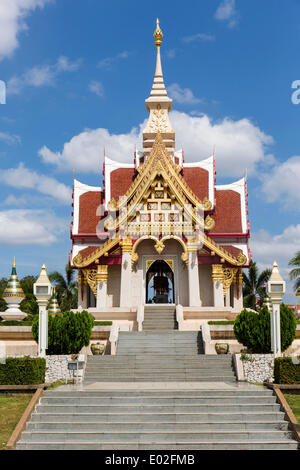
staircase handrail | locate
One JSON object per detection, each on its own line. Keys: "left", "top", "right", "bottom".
{"left": 176, "top": 304, "right": 184, "bottom": 330}
{"left": 109, "top": 323, "right": 120, "bottom": 355}
{"left": 137, "top": 304, "right": 144, "bottom": 331}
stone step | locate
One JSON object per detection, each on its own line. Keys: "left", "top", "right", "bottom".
{"left": 17, "top": 441, "right": 299, "bottom": 450}
{"left": 31, "top": 411, "right": 285, "bottom": 423}
{"left": 27, "top": 421, "right": 289, "bottom": 432}
{"left": 40, "top": 396, "right": 275, "bottom": 405}
{"left": 19, "top": 429, "right": 295, "bottom": 442}
{"left": 42, "top": 389, "right": 274, "bottom": 397}
{"left": 35, "top": 404, "right": 282, "bottom": 414}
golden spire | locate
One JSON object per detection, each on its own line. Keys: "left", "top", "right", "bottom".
{"left": 13, "top": 256, "right": 16, "bottom": 268}
{"left": 153, "top": 18, "right": 163, "bottom": 46}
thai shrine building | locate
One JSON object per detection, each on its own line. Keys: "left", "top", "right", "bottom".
{"left": 70, "top": 21, "right": 252, "bottom": 328}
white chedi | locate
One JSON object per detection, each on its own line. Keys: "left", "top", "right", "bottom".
{"left": 1, "top": 258, "right": 27, "bottom": 321}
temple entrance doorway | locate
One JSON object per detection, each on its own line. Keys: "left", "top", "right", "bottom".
{"left": 146, "top": 260, "right": 175, "bottom": 304}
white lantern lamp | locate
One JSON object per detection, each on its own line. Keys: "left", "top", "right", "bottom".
{"left": 267, "top": 261, "right": 286, "bottom": 357}
{"left": 34, "top": 265, "right": 53, "bottom": 357}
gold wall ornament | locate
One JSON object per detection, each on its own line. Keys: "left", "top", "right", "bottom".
{"left": 149, "top": 109, "right": 169, "bottom": 132}
{"left": 146, "top": 260, "right": 156, "bottom": 272}
{"left": 222, "top": 268, "right": 238, "bottom": 295}
{"left": 164, "top": 259, "right": 174, "bottom": 272}
{"left": 204, "top": 215, "right": 215, "bottom": 231}
{"left": 82, "top": 269, "right": 97, "bottom": 297}
{"left": 154, "top": 239, "right": 165, "bottom": 254}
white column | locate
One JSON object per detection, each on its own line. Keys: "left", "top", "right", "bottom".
{"left": 212, "top": 265, "right": 224, "bottom": 308}
{"left": 96, "top": 265, "right": 108, "bottom": 309}
{"left": 120, "top": 238, "right": 132, "bottom": 308}
{"left": 38, "top": 303, "right": 48, "bottom": 358}
{"left": 188, "top": 249, "right": 201, "bottom": 307}
{"left": 233, "top": 269, "right": 243, "bottom": 312}
{"left": 271, "top": 301, "right": 281, "bottom": 356}
{"left": 225, "top": 289, "right": 230, "bottom": 307}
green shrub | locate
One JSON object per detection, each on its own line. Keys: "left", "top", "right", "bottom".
{"left": 32, "top": 310, "right": 94, "bottom": 355}
{"left": 208, "top": 321, "right": 235, "bottom": 325}
{"left": 274, "top": 357, "right": 300, "bottom": 384}
{"left": 234, "top": 305, "right": 297, "bottom": 353}
{"left": 0, "top": 357, "right": 46, "bottom": 385}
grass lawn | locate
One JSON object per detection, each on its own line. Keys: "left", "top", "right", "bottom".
{"left": 0, "top": 394, "right": 32, "bottom": 450}
{"left": 284, "top": 394, "right": 300, "bottom": 423}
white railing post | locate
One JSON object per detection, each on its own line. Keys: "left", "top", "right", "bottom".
{"left": 137, "top": 304, "right": 144, "bottom": 331}
{"left": 176, "top": 304, "right": 184, "bottom": 330}
{"left": 109, "top": 324, "right": 120, "bottom": 355}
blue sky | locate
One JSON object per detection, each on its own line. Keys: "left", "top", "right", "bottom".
{"left": 0, "top": 0, "right": 300, "bottom": 302}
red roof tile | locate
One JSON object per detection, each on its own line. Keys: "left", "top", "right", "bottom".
{"left": 78, "top": 191, "right": 102, "bottom": 234}
{"left": 212, "top": 190, "right": 242, "bottom": 234}
{"left": 182, "top": 167, "right": 209, "bottom": 201}
{"left": 110, "top": 168, "right": 136, "bottom": 201}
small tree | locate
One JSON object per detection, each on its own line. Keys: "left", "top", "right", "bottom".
{"left": 32, "top": 310, "right": 94, "bottom": 355}
{"left": 234, "top": 305, "right": 297, "bottom": 353}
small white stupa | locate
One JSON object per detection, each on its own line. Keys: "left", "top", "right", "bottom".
{"left": 1, "top": 258, "right": 27, "bottom": 321}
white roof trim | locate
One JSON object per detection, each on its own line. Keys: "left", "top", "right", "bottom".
{"left": 219, "top": 242, "right": 249, "bottom": 264}
{"left": 73, "top": 179, "right": 102, "bottom": 236}
{"left": 104, "top": 156, "right": 134, "bottom": 209}
{"left": 216, "top": 177, "right": 247, "bottom": 234}
{"left": 183, "top": 156, "right": 214, "bottom": 208}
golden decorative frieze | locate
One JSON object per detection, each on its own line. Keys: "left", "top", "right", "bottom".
{"left": 96, "top": 265, "right": 108, "bottom": 284}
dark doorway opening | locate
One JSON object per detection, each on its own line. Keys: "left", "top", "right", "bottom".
{"left": 146, "top": 260, "right": 175, "bottom": 304}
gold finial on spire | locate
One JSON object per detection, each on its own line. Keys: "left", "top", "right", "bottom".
{"left": 13, "top": 256, "right": 16, "bottom": 268}
{"left": 153, "top": 18, "right": 163, "bottom": 46}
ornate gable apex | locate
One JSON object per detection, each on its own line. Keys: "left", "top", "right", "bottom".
{"left": 110, "top": 132, "right": 212, "bottom": 215}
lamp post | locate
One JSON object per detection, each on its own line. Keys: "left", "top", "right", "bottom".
{"left": 34, "top": 265, "right": 52, "bottom": 358}
{"left": 267, "top": 261, "right": 286, "bottom": 357}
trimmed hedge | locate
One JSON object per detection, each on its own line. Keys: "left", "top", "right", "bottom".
{"left": 0, "top": 357, "right": 46, "bottom": 385}
{"left": 32, "top": 310, "right": 94, "bottom": 355}
{"left": 234, "top": 305, "right": 297, "bottom": 353}
{"left": 274, "top": 357, "right": 300, "bottom": 384}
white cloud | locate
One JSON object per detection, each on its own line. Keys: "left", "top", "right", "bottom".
{"left": 251, "top": 225, "right": 300, "bottom": 302}
{"left": 260, "top": 156, "right": 300, "bottom": 208}
{"left": 97, "top": 51, "right": 130, "bottom": 69}
{"left": 39, "top": 126, "right": 139, "bottom": 173}
{"left": 7, "top": 56, "right": 81, "bottom": 95}
{"left": 0, "top": 131, "right": 21, "bottom": 145}
{"left": 2, "top": 194, "right": 27, "bottom": 206}
{"left": 182, "top": 33, "right": 215, "bottom": 43}
{"left": 89, "top": 80, "right": 104, "bottom": 98}
{"left": 38, "top": 111, "right": 274, "bottom": 178}
{"left": 0, "top": 209, "right": 66, "bottom": 245}
{"left": 171, "top": 111, "right": 273, "bottom": 177}
{"left": 215, "top": 0, "right": 239, "bottom": 28}
{"left": 0, "top": 0, "right": 52, "bottom": 61}
{"left": 168, "top": 83, "right": 202, "bottom": 105}
{"left": 0, "top": 163, "right": 72, "bottom": 204}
